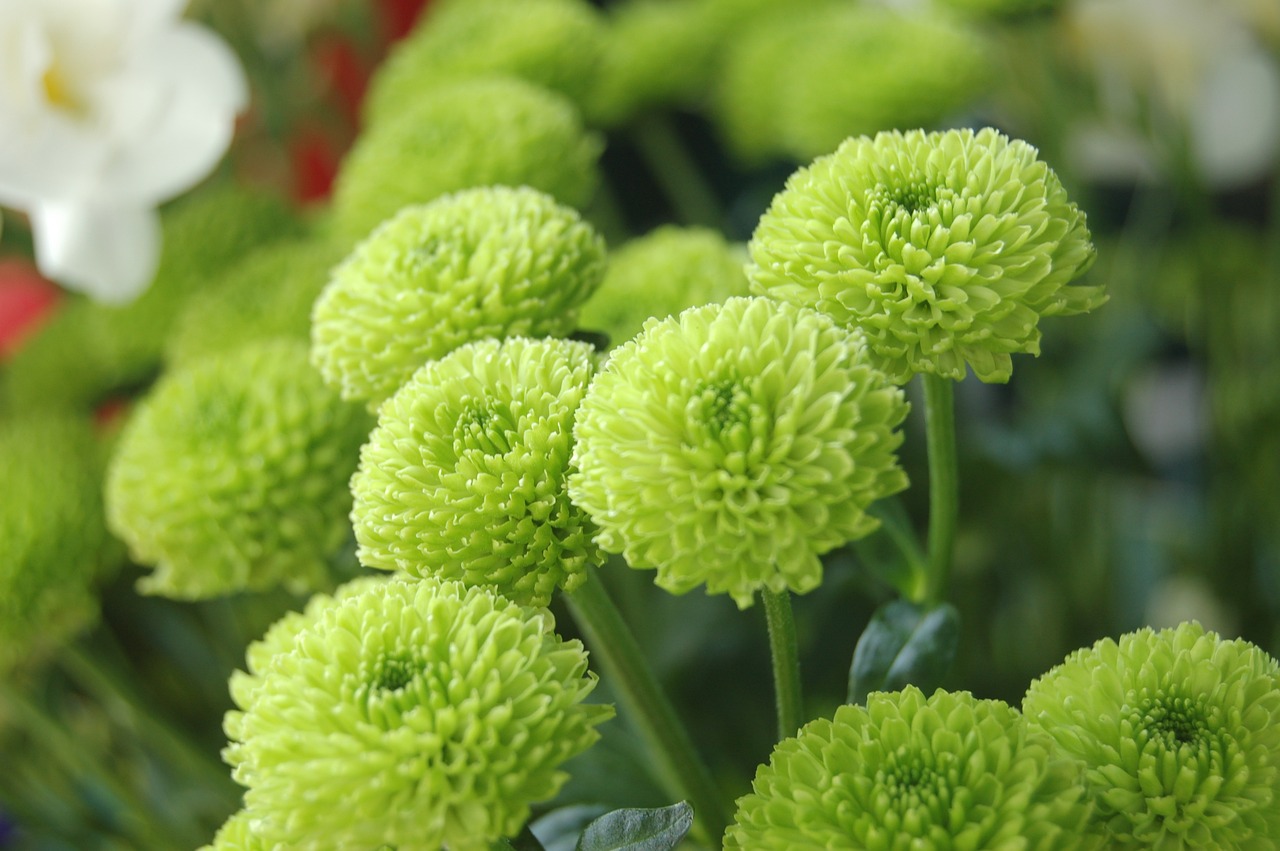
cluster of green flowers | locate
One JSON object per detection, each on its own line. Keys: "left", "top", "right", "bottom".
{"left": 730, "top": 622, "right": 1280, "bottom": 849}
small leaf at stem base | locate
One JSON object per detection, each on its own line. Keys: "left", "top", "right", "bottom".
{"left": 848, "top": 599, "right": 960, "bottom": 706}
{"left": 575, "top": 801, "right": 694, "bottom": 851}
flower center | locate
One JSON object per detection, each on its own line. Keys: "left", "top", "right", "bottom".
{"left": 694, "top": 379, "right": 752, "bottom": 437}
{"left": 454, "top": 400, "right": 516, "bottom": 456}
{"left": 371, "top": 653, "right": 422, "bottom": 693}
{"left": 41, "top": 63, "right": 81, "bottom": 113}
{"left": 1140, "top": 693, "right": 1208, "bottom": 748}
{"left": 876, "top": 751, "right": 948, "bottom": 818}
{"left": 871, "top": 179, "right": 937, "bottom": 216}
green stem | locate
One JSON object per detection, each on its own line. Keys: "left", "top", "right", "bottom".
{"left": 630, "top": 114, "right": 723, "bottom": 228}
{"left": 565, "top": 571, "right": 729, "bottom": 844}
{"left": 761, "top": 588, "right": 803, "bottom": 740}
{"left": 922, "top": 374, "right": 959, "bottom": 605}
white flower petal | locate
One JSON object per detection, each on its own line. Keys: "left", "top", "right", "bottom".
{"left": 31, "top": 202, "right": 160, "bottom": 304}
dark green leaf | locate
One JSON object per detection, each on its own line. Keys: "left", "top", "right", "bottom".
{"left": 575, "top": 802, "right": 694, "bottom": 851}
{"left": 848, "top": 600, "right": 960, "bottom": 705}
{"left": 532, "top": 805, "right": 609, "bottom": 851}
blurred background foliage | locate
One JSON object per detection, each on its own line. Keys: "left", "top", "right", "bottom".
{"left": 1, "top": 0, "right": 1278, "bottom": 847}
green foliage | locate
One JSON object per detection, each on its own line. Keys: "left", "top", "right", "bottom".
{"left": 575, "top": 802, "right": 693, "bottom": 851}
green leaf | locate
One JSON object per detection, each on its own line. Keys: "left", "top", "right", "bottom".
{"left": 848, "top": 599, "right": 960, "bottom": 705}
{"left": 575, "top": 802, "right": 694, "bottom": 851}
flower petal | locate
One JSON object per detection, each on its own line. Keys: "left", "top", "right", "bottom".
{"left": 30, "top": 202, "right": 159, "bottom": 304}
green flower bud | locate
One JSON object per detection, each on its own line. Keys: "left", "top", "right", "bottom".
{"left": 570, "top": 296, "right": 908, "bottom": 608}
{"left": 577, "top": 225, "right": 750, "bottom": 348}
{"left": 1023, "top": 621, "right": 1280, "bottom": 848}
{"left": 312, "top": 186, "right": 607, "bottom": 408}
{"left": 749, "top": 128, "right": 1102, "bottom": 383}
{"left": 0, "top": 416, "right": 120, "bottom": 671}
{"left": 365, "top": 0, "right": 607, "bottom": 126}
{"left": 329, "top": 77, "right": 602, "bottom": 243}
{"left": 166, "top": 239, "right": 343, "bottom": 367}
{"left": 352, "top": 337, "right": 601, "bottom": 607}
{"left": 223, "top": 575, "right": 612, "bottom": 851}
{"left": 105, "top": 340, "right": 373, "bottom": 599}
{"left": 727, "top": 687, "right": 1094, "bottom": 850}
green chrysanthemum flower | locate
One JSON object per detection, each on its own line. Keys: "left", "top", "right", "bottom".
{"left": 352, "top": 337, "right": 601, "bottom": 607}
{"left": 223, "top": 575, "right": 612, "bottom": 851}
{"left": 312, "top": 186, "right": 607, "bottom": 408}
{"left": 3, "top": 186, "right": 303, "bottom": 413}
{"left": 578, "top": 225, "right": 750, "bottom": 348}
{"left": 364, "top": 0, "right": 607, "bottom": 126}
{"left": 717, "top": 8, "right": 991, "bottom": 163}
{"left": 748, "top": 128, "right": 1102, "bottom": 383}
{"left": 329, "top": 77, "right": 602, "bottom": 243}
{"left": 105, "top": 340, "right": 373, "bottom": 599}
{"left": 1023, "top": 621, "right": 1280, "bottom": 848}
{"left": 166, "top": 238, "right": 343, "bottom": 367}
{"left": 726, "top": 687, "right": 1093, "bottom": 850}
{"left": 570, "top": 296, "right": 908, "bottom": 608}
{"left": 0, "top": 416, "right": 120, "bottom": 671}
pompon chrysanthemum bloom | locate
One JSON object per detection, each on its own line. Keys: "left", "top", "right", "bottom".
{"left": 577, "top": 225, "right": 750, "bottom": 348}
{"left": 105, "top": 340, "right": 373, "bottom": 599}
{"left": 313, "top": 186, "right": 607, "bottom": 408}
{"left": 1023, "top": 621, "right": 1280, "bottom": 848}
{"left": 364, "top": 0, "right": 606, "bottom": 125}
{"left": 166, "top": 238, "right": 343, "bottom": 367}
{"left": 569, "top": 296, "right": 908, "bottom": 608}
{"left": 328, "top": 77, "right": 602, "bottom": 243}
{"left": 726, "top": 687, "right": 1094, "bottom": 850}
{"left": 717, "top": 7, "right": 991, "bottom": 163}
{"left": 352, "top": 337, "right": 601, "bottom": 607}
{"left": 223, "top": 575, "right": 612, "bottom": 851}
{"left": 0, "top": 416, "right": 120, "bottom": 671}
{"left": 748, "top": 128, "right": 1102, "bottom": 384}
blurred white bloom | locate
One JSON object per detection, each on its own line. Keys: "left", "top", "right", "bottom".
{"left": 0, "top": 0, "right": 247, "bottom": 303}
{"left": 1065, "top": 0, "right": 1280, "bottom": 187}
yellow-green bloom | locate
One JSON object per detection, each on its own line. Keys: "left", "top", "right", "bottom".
{"left": 570, "top": 296, "right": 908, "bottom": 608}
{"left": 577, "top": 225, "right": 750, "bottom": 348}
{"left": 105, "top": 340, "right": 373, "bottom": 599}
{"left": 223, "top": 575, "right": 612, "bottom": 851}
{"left": 727, "top": 687, "right": 1093, "bottom": 850}
{"left": 1023, "top": 621, "right": 1280, "bottom": 848}
{"left": 329, "top": 77, "right": 602, "bottom": 243}
{"left": 0, "top": 416, "right": 120, "bottom": 671}
{"left": 749, "top": 128, "right": 1102, "bottom": 383}
{"left": 717, "top": 7, "right": 991, "bottom": 163}
{"left": 364, "top": 0, "right": 607, "bottom": 125}
{"left": 352, "top": 337, "right": 601, "bottom": 607}
{"left": 312, "top": 186, "right": 607, "bottom": 408}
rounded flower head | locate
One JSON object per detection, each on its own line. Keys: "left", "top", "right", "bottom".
{"left": 1023, "top": 621, "right": 1280, "bottom": 848}
{"left": 329, "top": 77, "right": 602, "bottom": 243}
{"left": 0, "top": 415, "right": 120, "bottom": 671}
{"left": 570, "top": 296, "right": 909, "bottom": 608}
{"left": 364, "top": 0, "right": 607, "bottom": 125}
{"left": 727, "top": 687, "right": 1093, "bottom": 850}
{"left": 748, "top": 128, "right": 1102, "bottom": 384}
{"left": 105, "top": 340, "right": 373, "bottom": 599}
{"left": 577, "top": 225, "right": 750, "bottom": 348}
{"left": 0, "top": 0, "right": 247, "bottom": 302}
{"left": 312, "top": 186, "right": 607, "bottom": 408}
{"left": 223, "top": 575, "right": 612, "bottom": 851}
{"left": 352, "top": 337, "right": 602, "bottom": 607}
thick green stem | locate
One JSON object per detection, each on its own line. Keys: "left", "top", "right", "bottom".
{"left": 631, "top": 114, "right": 723, "bottom": 228}
{"left": 565, "top": 571, "right": 729, "bottom": 844}
{"left": 923, "top": 374, "right": 959, "bottom": 605}
{"left": 761, "top": 588, "right": 803, "bottom": 740}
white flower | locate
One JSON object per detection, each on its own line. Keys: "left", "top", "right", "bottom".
{"left": 0, "top": 0, "right": 247, "bottom": 303}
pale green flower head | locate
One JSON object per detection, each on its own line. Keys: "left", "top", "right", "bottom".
{"left": 749, "top": 128, "right": 1102, "bottom": 384}
{"left": 364, "top": 0, "right": 607, "bottom": 126}
{"left": 570, "top": 296, "right": 909, "bottom": 608}
{"left": 726, "top": 687, "right": 1094, "bottom": 850}
{"left": 166, "top": 238, "right": 343, "bottom": 367}
{"left": 1023, "top": 621, "right": 1280, "bottom": 849}
{"left": 717, "top": 7, "right": 991, "bottom": 163}
{"left": 223, "top": 575, "right": 612, "bottom": 851}
{"left": 578, "top": 225, "right": 750, "bottom": 348}
{"left": 312, "top": 186, "right": 607, "bottom": 409}
{"left": 105, "top": 340, "right": 373, "bottom": 599}
{"left": 329, "top": 77, "right": 602, "bottom": 243}
{"left": 351, "top": 337, "right": 601, "bottom": 607}
{"left": 0, "top": 416, "right": 120, "bottom": 671}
